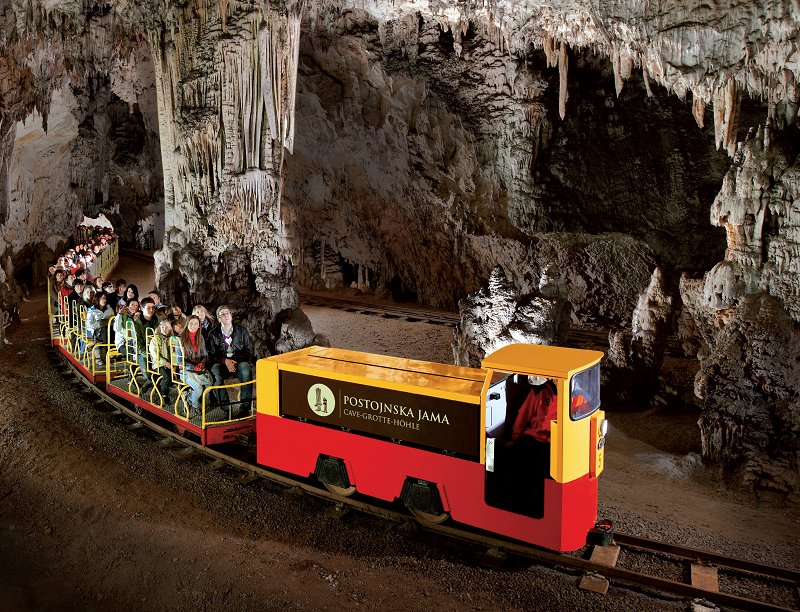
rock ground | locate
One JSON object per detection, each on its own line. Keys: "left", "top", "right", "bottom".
{"left": 0, "top": 256, "right": 797, "bottom": 611}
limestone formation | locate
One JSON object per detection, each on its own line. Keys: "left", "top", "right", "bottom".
{"left": 694, "top": 294, "right": 800, "bottom": 498}
{"left": 452, "top": 265, "right": 571, "bottom": 368}
{"left": 680, "top": 122, "right": 800, "bottom": 494}
{"left": 630, "top": 268, "right": 674, "bottom": 374}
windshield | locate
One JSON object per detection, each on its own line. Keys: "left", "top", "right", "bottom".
{"left": 570, "top": 364, "right": 600, "bottom": 420}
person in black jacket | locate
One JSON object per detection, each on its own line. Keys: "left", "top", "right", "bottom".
{"left": 207, "top": 305, "right": 254, "bottom": 415}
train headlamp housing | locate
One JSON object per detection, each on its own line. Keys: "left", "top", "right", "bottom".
{"left": 600, "top": 419, "right": 608, "bottom": 437}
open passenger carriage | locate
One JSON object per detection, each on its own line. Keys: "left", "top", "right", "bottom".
{"left": 49, "top": 267, "right": 255, "bottom": 446}
{"left": 103, "top": 325, "right": 256, "bottom": 445}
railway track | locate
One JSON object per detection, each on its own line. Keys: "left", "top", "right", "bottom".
{"left": 55, "top": 351, "right": 799, "bottom": 612}
{"left": 299, "top": 292, "right": 612, "bottom": 348}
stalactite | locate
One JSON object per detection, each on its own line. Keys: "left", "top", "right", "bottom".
{"left": 260, "top": 2, "right": 303, "bottom": 155}
{"left": 692, "top": 94, "right": 705, "bottom": 128}
{"left": 642, "top": 64, "right": 653, "bottom": 98}
{"left": 219, "top": 0, "right": 229, "bottom": 34}
{"left": 558, "top": 41, "right": 568, "bottom": 120}
{"left": 714, "top": 78, "right": 740, "bottom": 156}
{"left": 543, "top": 36, "right": 557, "bottom": 68}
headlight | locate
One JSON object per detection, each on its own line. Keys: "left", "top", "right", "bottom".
{"left": 600, "top": 419, "right": 608, "bottom": 436}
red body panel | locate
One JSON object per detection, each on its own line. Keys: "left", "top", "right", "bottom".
{"left": 105, "top": 383, "right": 254, "bottom": 446}
{"left": 58, "top": 345, "right": 107, "bottom": 384}
{"left": 257, "top": 414, "right": 597, "bottom": 551}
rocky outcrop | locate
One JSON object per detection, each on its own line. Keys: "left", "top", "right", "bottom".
{"left": 694, "top": 293, "right": 800, "bottom": 498}
{"left": 453, "top": 266, "right": 572, "bottom": 368}
{"left": 681, "top": 125, "right": 800, "bottom": 494}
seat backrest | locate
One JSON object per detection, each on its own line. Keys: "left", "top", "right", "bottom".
{"left": 169, "top": 336, "right": 185, "bottom": 384}
{"left": 123, "top": 319, "right": 139, "bottom": 365}
{"left": 145, "top": 327, "right": 159, "bottom": 375}
{"left": 78, "top": 304, "right": 87, "bottom": 337}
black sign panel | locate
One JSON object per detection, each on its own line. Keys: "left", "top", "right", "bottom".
{"left": 280, "top": 371, "right": 480, "bottom": 459}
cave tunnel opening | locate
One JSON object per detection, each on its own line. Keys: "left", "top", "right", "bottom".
{"left": 340, "top": 259, "right": 357, "bottom": 288}
{"left": 387, "top": 275, "right": 419, "bottom": 303}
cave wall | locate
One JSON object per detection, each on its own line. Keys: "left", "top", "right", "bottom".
{"left": 286, "top": 9, "right": 735, "bottom": 322}
{"left": 0, "top": 0, "right": 163, "bottom": 297}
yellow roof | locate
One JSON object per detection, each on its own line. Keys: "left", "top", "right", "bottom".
{"left": 481, "top": 344, "right": 604, "bottom": 379}
{"left": 269, "top": 346, "right": 486, "bottom": 401}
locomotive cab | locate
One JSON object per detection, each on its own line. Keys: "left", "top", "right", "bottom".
{"left": 481, "top": 345, "right": 606, "bottom": 523}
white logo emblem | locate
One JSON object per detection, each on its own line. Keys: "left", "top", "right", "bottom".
{"left": 307, "top": 383, "right": 335, "bottom": 417}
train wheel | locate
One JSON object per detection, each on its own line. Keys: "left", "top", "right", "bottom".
{"left": 324, "top": 483, "right": 356, "bottom": 497}
{"left": 410, "top": 508, "right": 450, "bottom": 525}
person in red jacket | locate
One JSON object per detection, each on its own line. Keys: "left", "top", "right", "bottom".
{"left": 509, "top": 376, "right": 558, "bottom": 444}
{"left": 504, "top": 376, "right": 557, "bottom": 517}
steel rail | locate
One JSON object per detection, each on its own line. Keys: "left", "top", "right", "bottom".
{"left": 614, "top": 532, "right": 800, "bottom": 582}
{"left": 57, "top": 352, "right": 798, "bottom": 612}
{"left": 427, "top": 524, "right": 798, "bottom": 612}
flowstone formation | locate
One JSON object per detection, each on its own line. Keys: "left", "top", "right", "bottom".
{"left": 144, "top": 0, "right": 307, "bottom": 354}
{"left": 681, "top": 124, "right": 800, "bottom": 495}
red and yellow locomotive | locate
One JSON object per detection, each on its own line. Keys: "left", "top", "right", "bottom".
{"left": 256, "top": 344, "right": 606, "bottom": 551}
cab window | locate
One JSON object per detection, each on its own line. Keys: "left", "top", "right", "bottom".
{"left": 570, "top": 364, "right": 600, "bottom": 420}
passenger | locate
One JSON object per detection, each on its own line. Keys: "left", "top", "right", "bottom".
{"left": 180, "top": 315, "right": 213, "bottom": 416}
{"left": 68, "top": 279, "right": 86, "bottom": 313}
{"left": 50, "top": 269, "right": 66, "bottom": 314}
{"left": 125, "top": 283, "right": 140, "bottom": 304}
{"left": 114, "top": 279, "right": 128, "bottom": 310}
{"left": 61, "top": 274, "right": 75, "bottom": 299}
{"left": 93, "top": 277, "right": 104, "bottom": 292}
{"left": 191, "top": 304, "right": 216, "bottom": 338}
{"left": 81, "top": 286, "right": 96, "bottom": 308}
{"left": 139, "top": 297, "right": 160, "bottom": 334}
{"left": 171, "top": 315, "right": 187, "bottom": 336}
{"left": 155, "top": 304, "right": 168, "bottom": 321}
{"left": 87, "top": 292, "right": 114, "bottom": 342}
{"left": 509, "top": 377, "right": 558, "bottom": 445}
{"left": 208, "top": 305, "right": 253, "bottom": 414}
{"left": 170, "top": 304, "right": 184, "bottom": 319}
{"left": 148, "top": 318, "right": 174, "bottom": 401}
{"left": 114, "top": 297, "right": 140, "bottom": 353}
{"left": 127, "top": 298, "right": 158, "bottom": 394}
{"left": 147, "top": 290, "right": 161, "bottom": 307}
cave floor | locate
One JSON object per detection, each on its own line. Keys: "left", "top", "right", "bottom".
{"left": 0, "top": 254, "right": 796, "bottom": 611}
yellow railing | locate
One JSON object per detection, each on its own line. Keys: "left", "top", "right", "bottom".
{"left": 200, "top": 379, "right": 256, "bottom": 427}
